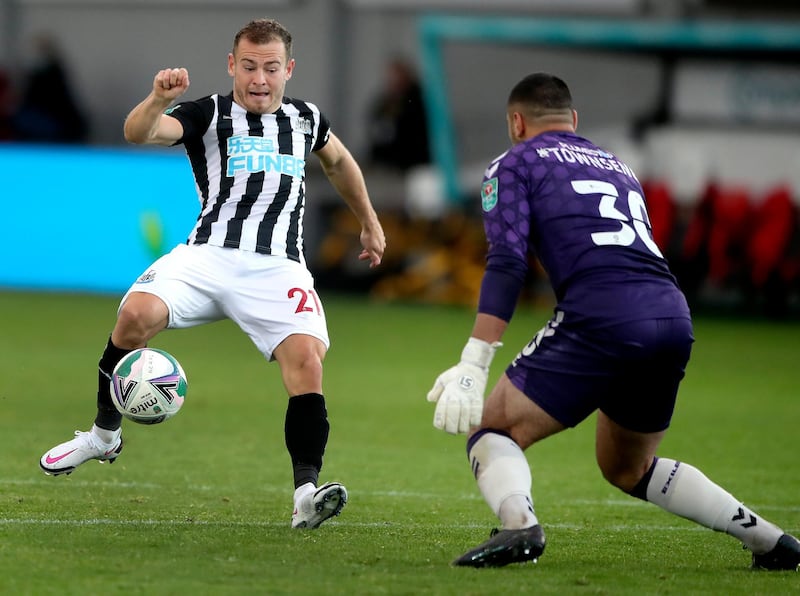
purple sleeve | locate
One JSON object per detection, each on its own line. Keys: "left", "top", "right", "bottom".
{"left": 477, "top": 252, "right": 528, "bottom": 322}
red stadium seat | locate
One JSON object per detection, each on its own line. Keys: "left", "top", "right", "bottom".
{"left": 747, "top": 185, "right": 796, "bottom": 287}
{"left": 706, "top": 184, "right": 752, "bottom": 284}
{"left": 642, "top": 180, "right": 676, "bottom": 253}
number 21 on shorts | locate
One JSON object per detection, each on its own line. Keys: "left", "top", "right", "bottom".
{"left": 288, "top": 287, "right": 322, "bottom": 315}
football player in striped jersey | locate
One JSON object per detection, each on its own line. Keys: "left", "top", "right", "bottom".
{"left": 40, "top": 18, "right": 386, "bottom": 530}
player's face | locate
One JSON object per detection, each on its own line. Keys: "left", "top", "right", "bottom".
{"left": 228, "top": 38, "right": 295, "bottom": 114}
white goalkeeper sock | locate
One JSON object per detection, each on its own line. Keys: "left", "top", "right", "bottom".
{"left": 468, "top": 430, "right": 538, "bottom": 530}
{"left": 644, "top": 458, "right": 783, "bottom": 554}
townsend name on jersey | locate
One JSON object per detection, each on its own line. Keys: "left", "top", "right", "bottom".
{"left": 536, "top": 142, "right": 638, "bottom": 180}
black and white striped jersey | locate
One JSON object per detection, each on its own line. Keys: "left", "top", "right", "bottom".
{"left": 165, "top": 93, "right": 330, "bottom": 264}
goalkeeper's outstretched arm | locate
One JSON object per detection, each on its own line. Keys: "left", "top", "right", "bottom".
{"left": 426, "top": 312, "right": 508, "bottom": 435}
{"left": 426, "top": 250, "right": 523, "bottom": 434}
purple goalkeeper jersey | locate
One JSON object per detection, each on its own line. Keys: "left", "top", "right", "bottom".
{"left": 480, "top": 131, "right": 690, "bottom": 325}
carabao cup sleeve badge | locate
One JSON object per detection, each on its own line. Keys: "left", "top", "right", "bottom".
{"left": 481, "top": 177, "right": 498, "bottom": 212}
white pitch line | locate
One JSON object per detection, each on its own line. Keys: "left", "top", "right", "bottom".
{"left": 0, "top": 518, "right": 713, "bottom": 532}
{"left": 7, "top": 518, "right": 793, "bottom": 536}
{"left": 5, "top": 478, "right": 799, "bottom": 512}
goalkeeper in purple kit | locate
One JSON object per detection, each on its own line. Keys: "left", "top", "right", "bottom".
{"left": 427, "top": 72, "right": 800, "bottom": 569}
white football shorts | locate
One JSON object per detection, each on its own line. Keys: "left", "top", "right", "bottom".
{"left": 119, "top": 243, "right": 330, "bottom": 360}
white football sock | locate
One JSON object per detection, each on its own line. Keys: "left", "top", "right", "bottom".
{"left": 469, "top": 431, "right": 538, "bottom": 530}
{"left": 645, "top": 458, "right": 783, "bottom": 554}
{"left": 91, "top": 424, "right": 120, "bottom": 445}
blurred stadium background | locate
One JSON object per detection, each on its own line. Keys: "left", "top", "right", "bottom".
{"left": 1, "top": 0, "right": 800, "bottom": 317}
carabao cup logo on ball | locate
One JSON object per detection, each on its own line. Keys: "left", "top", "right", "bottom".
{"left": 111, "top": 348, "right": 188, "bottom": 425}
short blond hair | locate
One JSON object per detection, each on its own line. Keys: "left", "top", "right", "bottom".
{"left": 233, "top": 19, "right": 293, "bottom": 58}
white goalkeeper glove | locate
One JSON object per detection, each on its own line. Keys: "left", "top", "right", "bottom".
{"left": 426, "top": 337, "right": 502, "bottom": 434}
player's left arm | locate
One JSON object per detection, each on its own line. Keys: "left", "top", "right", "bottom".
{"left": 316, "top": 132, "right": 386, "bottom": 268}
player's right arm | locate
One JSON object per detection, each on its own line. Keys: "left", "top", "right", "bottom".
{"left": 124, "top": 68, "right": 190, "bottom": 146}
{"left": 426, "top": 154, "right": 528, "bottom": 434}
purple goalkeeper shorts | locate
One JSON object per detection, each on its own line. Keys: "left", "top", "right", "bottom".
{"left": 505, "top": 311, "right": 694, "bottom": 433}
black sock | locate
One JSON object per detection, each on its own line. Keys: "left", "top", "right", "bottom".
{"left": 284, "top": 393, "right": 330, "bottom": 489}
{"left": 94, "top": 336, "right": 132, "bottom": 431}
{"left": 628, "top": 456, "right": 658, "bottom": 501}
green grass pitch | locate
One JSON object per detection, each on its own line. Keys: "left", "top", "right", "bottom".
{"left": 0, "top": 290, "right": 798, "bottom": 595}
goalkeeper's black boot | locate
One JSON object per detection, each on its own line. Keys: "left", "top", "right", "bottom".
{"left": 752, "top": 534, "right": 800, "bottom": 571}
{"left": 453, "top": 525, "right": 545, "bottom": 568}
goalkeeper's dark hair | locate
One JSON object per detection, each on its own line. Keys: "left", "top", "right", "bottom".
{"left": 507, "top": 73, "right": 572, "bottom": 113}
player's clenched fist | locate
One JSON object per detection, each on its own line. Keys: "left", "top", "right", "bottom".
{"left": 426, "top": 337, "right": 501, "bottom": 434}
{"left": 153, "top": 68, "right": 190, "bottom": 99}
